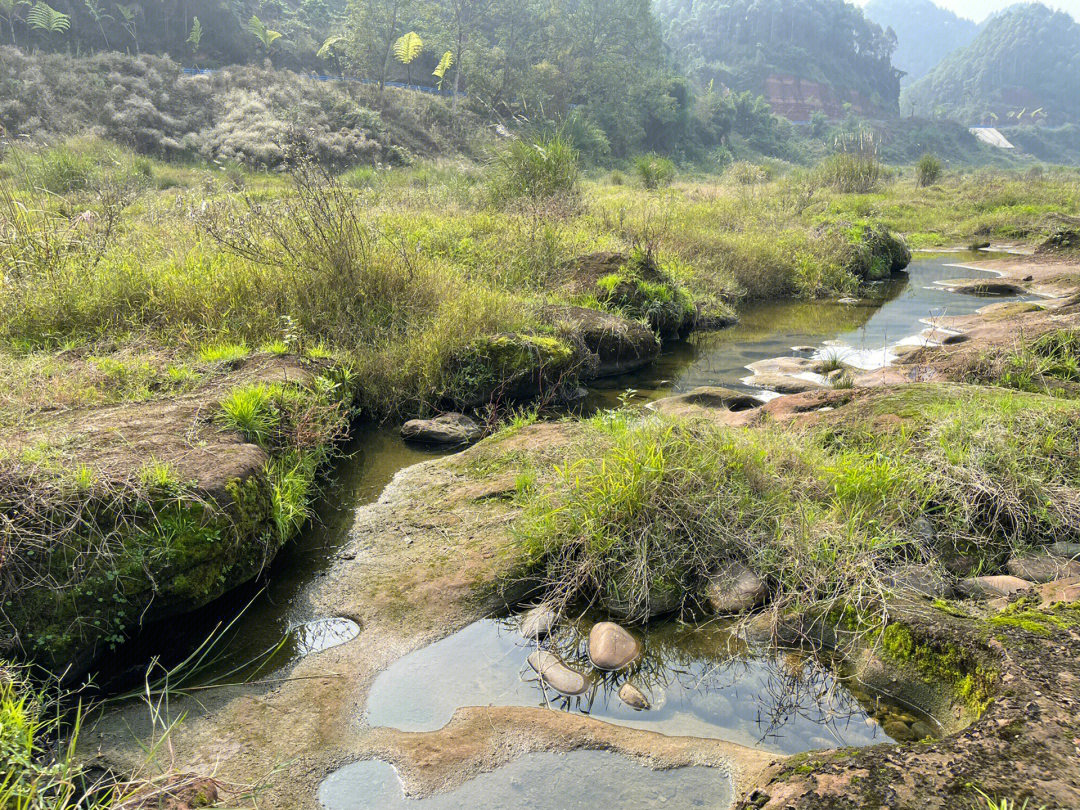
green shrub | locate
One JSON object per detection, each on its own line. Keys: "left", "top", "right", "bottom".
{"left": 489, "top": 132, "right": 580, "bottom": 204}
{"left": 818, "top": 151, "right": 882, "bottom": 193}
{"left": 513, "top": 385, "right": 1080, "bottom": 623}
{"left": 633, "top": 153, "right": 676, "bottom": 189}
{"left": 916, "top": 153, "right": 944, "bottom": 187}
{"left": 726, "top": 161, "right": 767, "bottom": 186}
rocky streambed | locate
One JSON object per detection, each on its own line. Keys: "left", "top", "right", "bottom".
{"left": 86, "top": 250, "right": 1080, "bottom": 809}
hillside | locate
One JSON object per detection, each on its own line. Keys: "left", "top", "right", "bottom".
{"left": 654, "top": 0, "right": 902, "bottom": 118}
{"left": 901, "top": 2, "right": 1080, "bottom": 125}
{"left": 0, "top": 0, "right": 348, "bottom": 70}
{"left": 864, "top": 0, "right": 978, "bottom": 85}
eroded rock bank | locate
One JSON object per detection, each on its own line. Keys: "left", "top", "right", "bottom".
{"left": 88, "top": 420, "right": 777, "bottom": 809}
{"left": 0, "top": 353, "right": 354, "bottom": 673}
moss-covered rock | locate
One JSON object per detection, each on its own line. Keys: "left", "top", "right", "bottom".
{"left": 442, "top": 332, "right": 586, "bottom": 408}
{"left": 834, "top": 223, "right": 912, "bottom": 281}
{"left": 0, "top": 355, "right": 353, "bottom": 675}
{"left": 558, "top": 250, "right": 697, "bottom": 338}
{"left": 543, "top": 306, "right": 660, "bottom": 378}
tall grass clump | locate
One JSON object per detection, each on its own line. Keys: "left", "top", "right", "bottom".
{"left": 512, "top": 385, "right": 1080, "bottom": 625}
{"left": 633, "top": 154, "right": 676, "bottom": 189}
{"left": 916, "top": 153, "right": 944, "bottom": 188}
{"left": 963, "top": 329, "right": 1080, "bottom": 395}
{"left": 818, "top": 131, "right": 882, "bottom": 193}
{"left": 489, "top": 132, "right": 580, "bottom": 204}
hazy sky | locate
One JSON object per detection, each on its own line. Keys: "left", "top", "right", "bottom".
{"left": 858, "top": 0, "right": 1080, "bottom": 23}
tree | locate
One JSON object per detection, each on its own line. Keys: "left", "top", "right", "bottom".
{"left": 114, "top": 3, "right": 138, "bottom": 52}
{"left": 393, "top": 30, "right": 423, "bottom": 85}
{"left": 433, "top": 0, "right": 496, "bottom": 113}
{"left": 432, "top": 49, "right": 453, "bottom": 89}
{"left": 346, "top": 0, "right": 409, "bottom": 93}
{"left": 83, "top": 0, "right": 111, "bottom": 48}
{"left": 247, "top": 13, "right": 283, "bottom": 53}
{"left": 0, "top": 0, "right": 28, "bottom": 44}
{"left": 186, "top": 15, "right": 201, "bottom": 54}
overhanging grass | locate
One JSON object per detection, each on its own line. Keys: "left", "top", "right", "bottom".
{"left": 511, "top": 385, "right": 1080, "bottom": 623}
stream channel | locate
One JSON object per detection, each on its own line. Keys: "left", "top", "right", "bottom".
{"left": 109, "top": 252, "right": 1029, "bottom": 809}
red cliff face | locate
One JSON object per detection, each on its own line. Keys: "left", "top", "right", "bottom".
{"left": 763, "top": 73, "right": 869, "bottom": 121}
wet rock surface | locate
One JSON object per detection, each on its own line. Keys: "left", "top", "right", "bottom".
{"left": 588, "top": 622, "right": 641, "bottom": 671}
{"left": 745, "top": 372, "right": 825, "bottom": 394}
{"left": 527, "top": 650, "right": 590, "bottom": 696}
{"left": 745, "top": 601, "right": 1080, "bottom": 810}
{"left": 941, "top": 278, "right": 1028, "bottom": 296}
{"left": 401, "top": 413, "right": 484, "bottom": 445}
{"left": 705, "top": 562, "right": 769, "bottom": 614}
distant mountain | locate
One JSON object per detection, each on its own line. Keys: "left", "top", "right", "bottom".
{"left": 901, "top": 3, "right": 1080, "bottom": 125}
{"left": 654, "top": 0, "right": 902, "bottom": 117}
{"left": 864, "top": 0, "right": 978, "bottom": 84}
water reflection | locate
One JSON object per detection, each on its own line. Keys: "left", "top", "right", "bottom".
{"left": 365, "top": 617, "right": 935, "bottom": 754}
{"left": 319, "top": 751, "right": 733, "bottom": 810}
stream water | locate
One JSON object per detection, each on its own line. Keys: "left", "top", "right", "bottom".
{"left": 108, "top": 252, "right": 1029, "bottom": 808}
{"left": 318, "top": 751, "right": 733, "bottom": 810}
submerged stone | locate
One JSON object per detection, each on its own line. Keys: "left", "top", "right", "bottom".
{"left": 618, "top": 681, "right": 650, "bottom": 710}
{"left": 519, "top": 604, "right": 557, "bottom": 640}
{"left": 526, "top": 649, "right": 589, "bottom": 695}
{"left": 704, "top": 561, "right": 768, "bottom": 614}
{"left": 944, "top": 279, "right": 1027, "bottom": 296}
{"left": 401, "top": 413, "right": 483, "bottom": 445}
{"left": 588, "top": 622, "right": 640, "bottom": 671}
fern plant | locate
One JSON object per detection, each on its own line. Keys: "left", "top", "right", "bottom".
{"left": 393, "top": 30, "right": 423, "bottom": 85}
{"left": 432, "top": 49, "right": 454, "bottom": 89}
{"left": 26, "top": 1, "right": 68, "bottom": 35}
{"left": 186, "top": 15, "right": 201, "bottom": 53}
{"left": 247, "top": 13, "right": 282, "bottom": 52}
{"left": 317, "top": 33, "right": 345, "bottom": 59}
{"left": 114, "top": 2, "right": 137, "bottom": 50}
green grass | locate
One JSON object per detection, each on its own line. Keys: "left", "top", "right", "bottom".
{"left": 963, "top": 329, "right": 1080, "bottom": 396}
{"left": 1, "top": 140, "right": 1075, "bottom": 418}
{"left": 511, "top": 384, "right": 1080, "bottom": 624}
{"left": 219, "top": 384, "right": 277, "bottom": 445}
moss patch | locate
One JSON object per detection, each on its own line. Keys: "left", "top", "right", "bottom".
{"left": 881, "top": 623, "right": 998, "bottom": 715}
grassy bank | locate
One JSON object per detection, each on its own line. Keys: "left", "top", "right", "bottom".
{"left": 504, "top": 383, "right": 1080, "bottom": 624}
{"left": 5, "top": 138, "right": 1076, "bottom": 422}
{"left": 0, "top": 135, "right": 1076, "bottom": 671}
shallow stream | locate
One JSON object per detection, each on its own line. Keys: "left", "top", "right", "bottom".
{"left": 109, "top": 252, "right": 1028, "bottom": 808}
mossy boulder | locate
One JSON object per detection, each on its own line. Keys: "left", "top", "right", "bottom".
{"left": 442, "top": 332, "right": 586, "bottom": 407}
{"left": 832, "top": 223, "right": 912, "bottom": 282}
{"left": 0, "top": 355, "right": 352, "bottom": 675}
{"left": 543, "top": 306, "right": 660, "bottom": 378}
{"left": 558, "top": 251, "right": 696, "bottom": 338}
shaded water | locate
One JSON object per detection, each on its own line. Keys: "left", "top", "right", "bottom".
{"left": 364, "top": 617, "right": 934, "bottom": 754}
{"left": 318, "top": 751, "right": 733, "bottom": 810}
